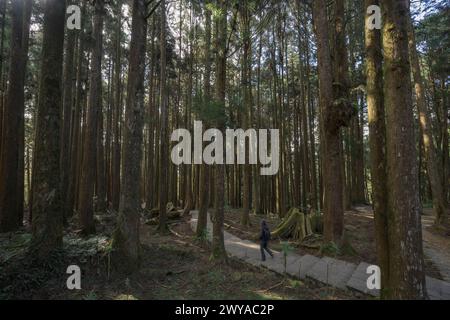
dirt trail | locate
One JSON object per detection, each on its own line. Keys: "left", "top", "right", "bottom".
{"left": 421, "top": 212, "right": 450, "bottom": 282}
{"left": 353, "top": 206, "right": 450, "bottom": 282}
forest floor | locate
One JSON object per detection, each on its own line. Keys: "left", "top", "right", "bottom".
{"left": 1, "top": 206, "right": 448, "bottom": 300}
{"left": 223, "top": 206, "right": 449, "bottom": 281}
{"left": 0, "top": 212, "right": 361, "bottom": 300}
{"left": 421, "top": 209, "right": 450, "bottom": 282}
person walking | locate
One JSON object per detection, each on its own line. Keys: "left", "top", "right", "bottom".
{"left": 260, "top": 220, "right": 273, "bottom": 261}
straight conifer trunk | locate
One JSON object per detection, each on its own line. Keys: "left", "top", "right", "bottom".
{"left": 112, "top": 0, "right": 147, "bottom": 271}
{"left": 78, "top": 0, "right": 105, "bottom": 234}
{"left": 0, "top": 0, "right": 29, "bottom": 231}
{"left": 381, "top": 0, "right": 427, "bottom": 299}
{"left": 407, "top": 18, "right": 448, "bottom": 227}
{"left": 30, "top": 0, "right": 66, "bottom": 257}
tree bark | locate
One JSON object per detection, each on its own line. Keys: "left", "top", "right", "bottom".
{"left": 158, "top": 0, "right": 169, "bottom": 233}
{"left": 365, "top": 0, "right": 390, "bottom": 295}
{"left": 381, "top": 0, "right": 427, "bottom": 299}
{"left": 61, "top": 4, "right": 77, "bottom": 220}
{"left": 196, "top": 1, "right": 212, "bottom": 238}
{"left": 78, "top": 0, "right": 105, "bottom": 234}
{"left": 0, "top": 0, "right": 6, "bottom": 156}
{"left": 145, "top": 14, "right": 156, "bottom": 210}
{"left": 67, "top": 4, "right": 86, "bottom": 218}
{"left": 96, "top": 107, "right": 107, "bottom": 212}
{"left": 211, "top": 0, "right": 228, "bottom": 262}
{"left": 182, "top": 5, "right": 194, "bottom": 217}
{"left": 112, "top": 0, "right": 147, "bottom": 272}
{"left": 111, "top": 0, "right": 122, "bottom": 211}
{"left": 240, "top": 1, "right": 252, "bottom": 226}
{"left": 312, "top": 0, "right": 349, "bottom": 243}
{"left": 407, "top": 18, "right": 448, "bottom": 227}
{"left": 30, "top": 0, "right": 66, "bottom": 257}
{"left": 0, "top": 0, "right": 30, "bottom": 232}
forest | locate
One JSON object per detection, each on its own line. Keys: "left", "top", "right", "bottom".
{"left": 0, "top": 0, "right": 449, "bottom": 301}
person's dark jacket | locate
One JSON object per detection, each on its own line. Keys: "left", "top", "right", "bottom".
{"left": 259, "top": 221, "right": 271, "bottom": 242}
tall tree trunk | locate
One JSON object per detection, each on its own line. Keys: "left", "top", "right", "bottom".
{"left": 357, "top": 100, "right": 366, "bottom": 203}
{"left": 296, "top": 3, "right": 311, "bottom": 210}
{"left": 332, "top": 0, "right": 354, "bottom": 213}
{"left": 381, "top": 0, "right": 427, "bottom": 299}
{"left": 304, "top": 15, "right": 318, "bottom": 212}
{"left": 61, "top": 4, "right": 77, "bottom": 221}
{"left": 111, "top": 0, "right": 122, "bottom": 211}
{"left": 441, "top": 79, "right": 449, "bottom": 203}
{"left": 105, "top": 59, "right": 113, "bottom": 206}
{"left": 196, "top": 1, "right": 212, "bottom": 238}
{"left": 17, "top": 0, "right": 32, "bottom": 226}
{"left": 96, "top": 108, "right": 107, "bottom": 212}
{"left": 407, "top": 19, "right": 448, "bottom": 227}
{"left": 67, "top": 4, "right": 86, "bottom": 218}
{"left": 182, "top": 6, "right": 194, "bottom": 216}
{"left": 253, "top": 28, "right": 262, "bottom": 215}
{"left": 158, "top": 0, "right": 169, "bottom": 233}
{"left": 0, "top": 0, "right": 6, "bottom": 156}
{"left": 312, "top": 0, "right": 350, "bottom": 243}
{"left": 78, "top": 0, "right": 105, "bottom": 234}
{"left": 211, "top": 0, "right": 227, "bottom": 262}
{"left": 30, "top": 0, "right": 66, "bottom": 257}
{"left": 240, "top": 2, "right": 251, "bottom": 226}
{"left": 365, "top": 0, "right": 390, "bottom": 295}
{"left": 112, "top": 0, "right": 147, "bottom": 272}
{"left": 145, "top": 14, "right": 156, "bottom": 210}
{"left": 0, "top": 0, "right": 30, "bottom": 231}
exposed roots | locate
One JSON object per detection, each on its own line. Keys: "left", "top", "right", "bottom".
{"left": 271, "top": 208, "right": 323, "bottom": 242}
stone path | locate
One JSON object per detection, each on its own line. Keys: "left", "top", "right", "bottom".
{"left": 190, "top": 211, "right": 450, "bottom": 300}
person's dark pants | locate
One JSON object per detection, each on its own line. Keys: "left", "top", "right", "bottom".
{"left": 260, "top": 240, "right": 273, "bottom": 261}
